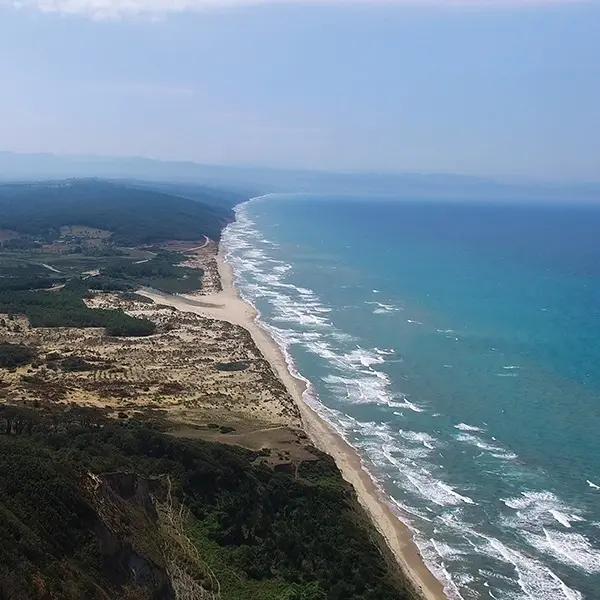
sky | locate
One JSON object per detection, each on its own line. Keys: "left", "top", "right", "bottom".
{"left": 0, "top": 0, "right": 599, "bottom": 181}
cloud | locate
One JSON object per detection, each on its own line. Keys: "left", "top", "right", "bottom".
{"left": 7, "top": 0, "right": 589, "bottom": 19}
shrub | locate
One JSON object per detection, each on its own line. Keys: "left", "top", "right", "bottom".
{"left": 0, "top": 344, "right": 36, "bottom": 368}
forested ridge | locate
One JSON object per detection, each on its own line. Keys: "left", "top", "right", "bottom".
{"left": 0, "top": 179, "right": 234, "bottom": 244}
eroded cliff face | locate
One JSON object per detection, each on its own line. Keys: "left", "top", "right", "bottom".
{"left": 82, "top": 471, "right": 176, "bottom": 599}
{"left": 0, "top": 458, "right": 175, "bottom": 600}
{"left": 0, "top": 407, "right": 219, "bottom": 600}
{"left": 86, "top": 471, "right": 222, "bottom": 600}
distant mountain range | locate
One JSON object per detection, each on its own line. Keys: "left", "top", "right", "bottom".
{"left": 1, "top": 151, "right": 599, "bottom": 203}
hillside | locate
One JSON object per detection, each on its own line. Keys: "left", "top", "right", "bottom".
{"left": 0, "top": 179, "right": 235, "bottom": 244}
{"left": 0, "top": 406, "right": 411, "bottom": 600}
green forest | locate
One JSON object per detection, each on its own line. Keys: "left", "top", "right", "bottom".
{"left": 0, "top": 286, "right": 156, "bottom": 337}
{"left": 0, "top": 407, "right": 413, "bottom": 600}
{"left": 98, "top": 250, "right": 204, "bottom": 294}
{"left": 0, "top": 179, "right": 234, "bottom": 244}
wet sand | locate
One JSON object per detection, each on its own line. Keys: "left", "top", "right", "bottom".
{"left": 139, "top": 245, "right": 448, "bottom": 600}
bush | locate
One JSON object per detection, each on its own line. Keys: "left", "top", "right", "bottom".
{"left": 60, "top": 357, "right": 94, "bottom": 372}
{"left": 0, "top": 344, "right": 36, "bottom": 368}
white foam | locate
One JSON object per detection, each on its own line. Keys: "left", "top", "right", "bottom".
{"left": 272, "top": 263, "right": 291, "bottom": 275}
{"left": 455, "top": 430, "right": 518, "bottom": 461}
{"left": 454, "top": 423, "right": 484, "bottom": 432}
{"left": 374, "top": 347, "right": 396, "bottom": 356}
{"left": 550, "top": 510, "right": 580, "bottom": 528}
{"left": 500, "top": 490, "right": 600, "bottom": 574}
{"left": 322, "top": 373, "right": 391, "bottom": 406}
{"left": 502, "top": 491, "right": 583, "bottom": 528}
{"left": 436, "top": 482, "right": 476, "bottom": 505}
{"left": 397, "top": 429, "right": 437, "bottom": 450}
{"left": 490, "top": 541, "right": 583, "bottom": 600}
{"left": 490, "top": 452, "right": 518, "bottom": 461}
{"left": 524, "top": 528, "right": 600, "bottom": 573}
{"left": 366, "top": 301, "right": 402, "bottom": 314}
{"left": 430, "top": 538, "right": 467, "bottom": 560}
{"left": 345, "top": 346, "right": 385, "bottom": 368}
{"left": 440, "top": 515, "right": 584, "bottom": 600}
{"left": 401, "top": 467, "right": 476, "bottom": 507}
{"left": 387, "top": 494, "right": 434, "bottom": 524}
{"left": 41, "top": 262, "right": 62, "bottom": 273}
{"left": 389, "top": 398, "right": 425, "bottom": 413}
{"left": 456, "top": 433, "right": 503, "bottom": 452}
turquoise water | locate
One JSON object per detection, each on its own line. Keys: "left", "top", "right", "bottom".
{"left": 222, "top": 194, "right": 600, "bottom": 600}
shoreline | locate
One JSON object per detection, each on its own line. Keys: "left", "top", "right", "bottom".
{"left": 140, "top": 241, "right": 448, "bottom": 600}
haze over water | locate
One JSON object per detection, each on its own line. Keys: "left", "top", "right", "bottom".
{"left": 223, "top": 194, "right": 600, "bottom": 600}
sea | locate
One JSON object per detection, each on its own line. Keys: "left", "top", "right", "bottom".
{"left": 221, "top": 193, "right": 600, "bottom": 600}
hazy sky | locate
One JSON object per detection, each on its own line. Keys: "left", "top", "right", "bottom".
{"left": 1, "top": 0, "right": 599, "bottom": 180}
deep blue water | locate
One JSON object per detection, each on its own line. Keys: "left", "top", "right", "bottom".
{"left": 222, "top": 194, "right": 600, "bottom": 600}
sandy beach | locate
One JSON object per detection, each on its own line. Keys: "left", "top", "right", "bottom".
{"left": 140, "top": 243, "right": 448, "bottom": 600}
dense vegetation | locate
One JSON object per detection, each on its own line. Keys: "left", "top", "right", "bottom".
{"left": 0, "top": 343, "right": 36, "bottom": 368}
{"left": 0, "top": 260, "right": 158, "bottom": 336}
{"left": 0, "top": 251, "right": 203, "bottom": 296}
{"left": 0, "top": 407, "right": 411, "bottom": 600}
{"left": 0, "top": 179, "right": 233, "bottom": 244}
{"left": 0, "top": 286, "right": 155, "bottom": 337}
{"left": 0, "top": 262, "right": 58, "bottom": 291}
{"left": 98, "top": 250, "right": 203, "bottom": 294}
